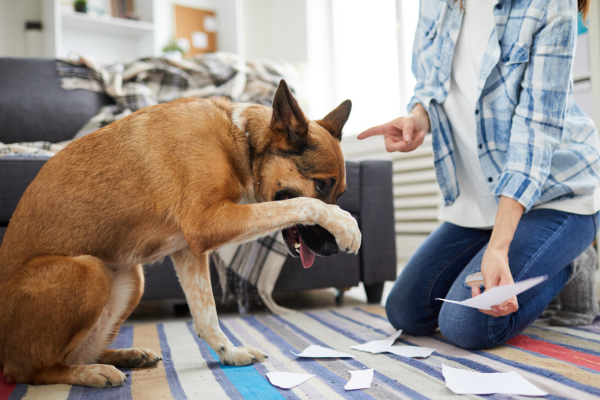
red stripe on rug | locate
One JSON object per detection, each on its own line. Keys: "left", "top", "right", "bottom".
{"left": 0, "top": 372, "right": 16, "bottom": 400}
{"left": 507, "top": 335, "right": 600, "bottom": 372}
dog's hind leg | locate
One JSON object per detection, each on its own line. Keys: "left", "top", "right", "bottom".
{"left": 95, "top": 264, "right": 163, "bottom": 368}
{"left": 170, "top": 247, "right": 267, "bottom": 366}
{"left": 0, "top": 255, "right": 127, "bottom": 387}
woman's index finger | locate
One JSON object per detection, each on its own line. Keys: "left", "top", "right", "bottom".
{"left": 357, "top": 124, "right": 387, "bottom": 140}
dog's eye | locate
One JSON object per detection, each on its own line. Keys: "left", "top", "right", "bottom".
{"left": 315, "top": 180, "right": 325, "bottom": 192}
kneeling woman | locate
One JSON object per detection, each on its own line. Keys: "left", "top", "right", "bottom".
{"left": 359, "top": 0, "right": 599, "bottom": 349}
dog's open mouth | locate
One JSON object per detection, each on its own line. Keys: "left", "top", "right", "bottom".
{"left": 282, "top": 225, "right": 315, "bottom": 269}
{"left": 276, "top": 191, "right": 339, "bottom": 269}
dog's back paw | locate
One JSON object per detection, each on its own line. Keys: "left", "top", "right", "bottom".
{"left": 98, "top": 348, "right": 163, "bottom": 368}
{"left": 30, "top": 363, "right": 127, "bottom": 388}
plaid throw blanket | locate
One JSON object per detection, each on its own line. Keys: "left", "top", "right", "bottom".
{"left": 1, "top": 52, "right": 300, "bottom": 314}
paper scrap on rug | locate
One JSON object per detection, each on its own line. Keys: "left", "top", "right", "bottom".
{"left": 293, "top": 345, "right": 355, "bottom": 358}
{"left": 266, "top": 372, "right": 314, "bottom": 389}
{"left": 344, "top": 369, "right": 374, "bottom": 391}
{"left": 442, "top": 364, "right": 548, "bottom": 396}
{"left": 351, "top": 330, "right": 435, "bottom": 358}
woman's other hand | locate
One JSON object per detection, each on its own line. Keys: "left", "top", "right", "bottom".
{"left": 471, "top": 196, "right": 525, "bottom": 318}
{"left": 472, "top": 248, "right": 519, "bottom": 317}
{"left": 357, "top": 103, "right": 430, "bottom": 153}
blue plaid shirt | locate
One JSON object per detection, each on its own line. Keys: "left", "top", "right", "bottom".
{"left": 408, "top": 0, "right": 600, "bottom": 211}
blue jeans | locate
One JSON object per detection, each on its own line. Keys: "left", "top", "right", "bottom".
{"left": 385, "top": 209, "right": 598, "bottom": 350}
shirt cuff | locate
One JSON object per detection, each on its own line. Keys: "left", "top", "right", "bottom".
{"left": 492, "top": 172, "right": 542, "bottom": 212}
{"left": 407, "top": 96, "right": 429, "bottom": 115}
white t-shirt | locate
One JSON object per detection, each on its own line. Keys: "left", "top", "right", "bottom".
{"left": 439, "top": 0, "right": 600, "bottom": 228}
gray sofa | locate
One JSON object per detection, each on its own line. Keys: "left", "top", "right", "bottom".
{"left": 0, "top": 57, "right": 397, "bottom": 304}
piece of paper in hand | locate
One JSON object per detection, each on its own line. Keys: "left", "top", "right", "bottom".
{"left": 344, "top": 369, "right": 374, "bottom": 391}
{"left": 436, "top": 276, "right": 548, "bottom": 311}
{"left": 351, "top": 330, "right": 435, "bottom": 358}
{"left": 293, "top": 345, "right": 355, "bottom": 358}
{"left": 442, "top": 364, "right": 547, "bottom": 396}
{"left": 266, "top": 372, "right": 314, "bottom": 389}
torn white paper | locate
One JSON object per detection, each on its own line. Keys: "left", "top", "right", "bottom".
{"left": 351, "top": 330, "right": 403, "bottom": 353}
{"left": 266, "top": 372, "right": 314, "bottom": 389}
{"left": 442, "top": 364, "right": 548, "bottom": 396}
{"left": 345, "top": 369, "right": 374, "bottom": 391}
{"left": 387, "top": 346, "right": 435, "bottom": 358}
{"left": 436, "top": 275, "right": 548, "bottom": 311}
{"left": 293, "top": 345, "right": 355, "bottom": 358}
{"left": 351, "top": 330, "right": 435, "bottom": 358}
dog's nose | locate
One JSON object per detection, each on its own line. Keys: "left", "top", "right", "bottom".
{"left": 297, "top": 224, "right": 339, "bottom": 257}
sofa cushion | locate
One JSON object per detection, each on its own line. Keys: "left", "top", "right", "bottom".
{"left": 0, "top": 157, "right": 49, "bottom": 224}
{"left": 0, "top": 58, "right": 113, "bottom": 144}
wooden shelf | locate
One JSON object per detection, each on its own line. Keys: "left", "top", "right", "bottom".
{"left": 61, "top": 12, "right": 154, "bottom": 38}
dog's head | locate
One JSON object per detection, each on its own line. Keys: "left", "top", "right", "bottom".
{"left": 254, "top": 80, "right": 351, "bottom": 268}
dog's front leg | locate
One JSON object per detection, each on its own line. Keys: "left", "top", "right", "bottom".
{"left": 170, "top": 247, "right": 267, "bottom": 366}
{"left": 182, "top": 198, "right": 361, "bottom": 255}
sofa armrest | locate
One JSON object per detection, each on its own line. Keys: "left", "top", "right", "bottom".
{"left": 359, "top": 160, "right": 397, "bottom": 285}
{"left": 0, "top": 157, "right": 50, "bottom": 225}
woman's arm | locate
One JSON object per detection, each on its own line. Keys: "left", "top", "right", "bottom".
{"left": 472, "top": 196, "right": 525, "bottom": 317}
{"left": 493, "top": 1, "right": 576, "bottom": 211}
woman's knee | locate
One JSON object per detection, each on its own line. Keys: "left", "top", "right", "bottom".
{"left": 385, "top": 289, "right": 438, "bottom": 336}
{"left": 438, "top": 304, "right": 499, "bottom": 350}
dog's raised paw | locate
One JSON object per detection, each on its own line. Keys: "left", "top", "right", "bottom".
{"left": 320, "top": 205, "right": 361, "bottom": 254}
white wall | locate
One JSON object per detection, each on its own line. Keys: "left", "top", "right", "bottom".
{"left": 215, "top": 0, "right": 244, "bottom": 57}
{"left": 304, "top": 0, "right": 335, "bottom": 120}
{"left": 243, "top": 0, "right": 307, "bottom": 64}
{"left": 0, "top": 0, "right": 43, "bottom": 57}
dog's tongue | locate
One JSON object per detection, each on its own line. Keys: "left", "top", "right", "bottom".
{"left": 299, "top": 235, "right": 315, "bottom": 268}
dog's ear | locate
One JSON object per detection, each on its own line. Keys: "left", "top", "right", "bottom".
{"left": 317, "top": 100, "right": 352, "bottom": 141}
{"left": 270, "top": 79, "right": 309, "bottom": 151}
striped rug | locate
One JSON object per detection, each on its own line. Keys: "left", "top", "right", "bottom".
{"left": 2, "top": 306, "right": 600, "bottom": 399}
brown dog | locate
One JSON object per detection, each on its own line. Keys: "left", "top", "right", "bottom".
{"left": 0, "top": 80, "right": 360, "bottom": 388}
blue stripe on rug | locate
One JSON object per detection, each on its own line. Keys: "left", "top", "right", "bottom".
{"left": 157, "top": 323, "right": 188, "bottom": 400}
{"left": 531, "top": 324, "right": 600, "bottom": 345}
{"left": 186, "top": 322, "right": 244, "bottom": 400}
{"left": 218, "top": 321, "right": 301, "bottom": 400}
{"left": 66, "top": 325, "right": 134, "bottom": 400}
{"left": 353, "top": 307, "right": 389, "bottom": 321}
{"left": 186, "top": 321, "right": 285, "bottom": 400}
{"left": 330, "top": 310, "right": 392, "bottom": 337}
{"left": 7, "top": 384, "right": 28, "bottom": 400}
